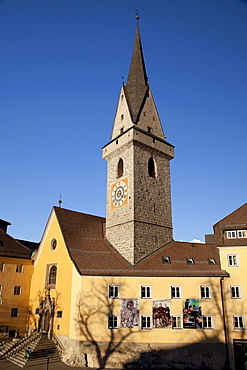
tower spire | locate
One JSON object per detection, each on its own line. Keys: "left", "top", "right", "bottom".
{"left": 124, "top": 22, "right": 148, "bottom": 123}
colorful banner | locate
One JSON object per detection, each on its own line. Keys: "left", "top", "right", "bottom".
{"left": 120, "top": 299, "right": 139, "bottom": 328}
{"left": 183, "top": 299, "right": 202, "bottom": 329}
{"left": 152, "top": 299, "right": 171, "bottom": 328}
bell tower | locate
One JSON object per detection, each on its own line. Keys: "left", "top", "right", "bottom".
{"left": 102, "top": 21, "right": 174, "bottom": 265}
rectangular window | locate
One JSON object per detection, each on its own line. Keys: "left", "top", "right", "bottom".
{"left": 108, "top": 315, "right": 118, "bottom": 329}
{"left": 172, "top": 316, "right": 182, "bottom": 329}
{"left": 0, "top": 263, "right": 5, "bottom": 272}
{"left": 203, "top": 316, "right": 213, "bottom": 329}
{"left": 141, "top": 315, "right": 152, "bottom": 329}
{"left": 141, "top": 285, "right": 151, "bottom": 299}
{"left": 35, "top": 308, "right": 39, "bottom": 315}
{"left": 238, "top": 230, "right": 247, "bottom": 238}
{"left": 108, "top": 285, "right": 119, "bottom": 299}
{"left": 226, "top": 231, "right": 236, "bottom": 238}
{"left": 57, "top": 311, "right": 63, "bottom": 318}
{"left": 16, "top": 264, "right": 23, "bottom": 273}
{"left": 233, "top": 316, "right": 244, "bottom": 329}
{"left": 11, "top": 308, "right": 19, "bottom": 317}
{"left": 0, "top": 285, "right": 2, "bottom": 294}
{"left": 200, "top": 285, "right": 211, "bottom": 299}
{"left": 13, "top": 286, "right": 21, "bottom": 295}
{"left": 227, "top": 254, "right": 239, "bottom": 267}
{"left": 231, "top": 285, "right": 241, "bottom": 299}
{"left": 171, "top": 286, "right": 181, "bottom": 299}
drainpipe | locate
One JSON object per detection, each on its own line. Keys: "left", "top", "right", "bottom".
{"left": 220, "top": 277, "right": 230, "bottom": 369}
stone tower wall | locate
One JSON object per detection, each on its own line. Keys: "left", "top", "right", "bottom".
{"left": 105, "top": 135, "right": 173, "bottom": 265}
{"left": 105, "top": 142, "right": 135, "bottom": 264}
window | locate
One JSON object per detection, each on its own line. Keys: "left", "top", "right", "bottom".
{"left": 141, "top": 285, "right": 151, "bottom": 299}
{"left": 108, "top": 315, "right": 118, "bottom": 329}
{"left": 11, "top": 308, "right": 19, "bottom": 317}
{"left": 141, "top": 315, "right": 152, "bottom": 329}
{"left": 120, "top": 127, "right": 124, "bottom": 134}
{"left": 0, "top": 285, "right": 2, "bottom": 294}
{"left": 162, "top": 256, "right": 170, "bottom": 264}
{"left": 108, "top": 285, "right": 119, "bottom": 299}
{"left": 231, "top": 286, "right": 241, "bottom": 299}
{"left": 0, "top": 263, "right": 4, "bottom": 272}
{"left": 117, "top": 158, "right": 123, "bottom": 178}
{"left": 186, "top": 258, "right": 195, "bottom": 265}
{"left": 238, "top": 230, "right": 247, "bottom": 238}
{"left": 228, "top": 254, "right": 239, "bottom": 267}
{"left": 200, "top": 286, "right": 211, "bottom": 299}
{"left": 172, "top": 316, "right": 182, "bottom": 329}
{"left": 46, "top": 264, "right": 57, "bottom": 289}
{"left": 226, "top": 231, "right": 236, "bottom": 238}
{"left": 50, "top": 238, "right": 57, "bottom": 251}
{"left": 35, "top": 308, "right": 39, "bottom": 315}
{"left": 57, "top": 311, "right": 63, "bottom": 318}
{"left": 147, "top": 126, "right": 152, "bottom": 133}
{"left": 148, "top": 157, "right": 155, "bottom": 178}
{"left": 208, "top": 258, "right": 216, "bottom": 265}
{"left": 171, "top": 286, "right": 181, "bottom": 299}
{"left": 13, "top": 286, "right": 21, "bottom": 296}
{"left": 121, "top": 114, "right": 124, "bottom": 120}
{"left": 203, "top": 316, "right": 213, "bottom": 329}
{"left": 16, "top": 264, "right": 23, "bottom": 273}
{"left": 233, "top": 316, "right": 244, "bottom": 329}
{"left": 0, "top": 297, "right": 2, "bottom": 305}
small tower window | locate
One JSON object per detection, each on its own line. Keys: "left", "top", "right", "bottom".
{"left": 117, "top": 158, "right": 123, "bottom": 178}
{"left": 121, "top": 114, "right": 124, "bottom": 120}
{"left": 120, "top": 127, "right": 124, "bottom": 134}
{"left": 148, "top": 157, "right": 156, "bottom": 178}
{"left": 147, "top": 127, "right": 152, "bottom": 133}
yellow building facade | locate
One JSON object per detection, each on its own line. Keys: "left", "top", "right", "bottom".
{"left": 0, "top": 221, "right": 33, "bottom": 338}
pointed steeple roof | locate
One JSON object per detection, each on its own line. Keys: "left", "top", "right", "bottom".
{"left": 124, "top": 23, "right": 149, "bottom": 123}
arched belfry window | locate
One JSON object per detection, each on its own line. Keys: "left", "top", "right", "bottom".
{"left": 148, "top": 157, "right": 156, "bottom": 178}
{"left": 117, "top": 158, "right": 123, "bottom": 178}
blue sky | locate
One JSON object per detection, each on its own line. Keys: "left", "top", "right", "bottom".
{"left": 1, "top": 0, "right": 247, "bottom": 243}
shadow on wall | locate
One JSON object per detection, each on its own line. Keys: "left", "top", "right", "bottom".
{"left": 123, "top": 341, "right": 227, "bottom": 370}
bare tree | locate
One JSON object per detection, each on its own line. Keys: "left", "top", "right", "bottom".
{"left": 74, "top": 279, "right": 139, "bottom": 369}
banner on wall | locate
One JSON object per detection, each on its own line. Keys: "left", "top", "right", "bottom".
{"left": 152, "top": 299, "right": 171, "bottom": 328}
{"left": 120, "top": 299, "right": 139, "bottom": 328}
{"left": 183, "top": 299, "right": 202, "bottom": 329}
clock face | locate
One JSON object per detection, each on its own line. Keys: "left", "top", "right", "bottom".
{"left": 110, "top": 177, "right": 128, "bottom": 209}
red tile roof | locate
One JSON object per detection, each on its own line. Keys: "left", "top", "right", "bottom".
{"left": 214, "top": 203, "right": 247, "bottom": 246}
{"left": 0, "top": 229, "right": 32, "bottom": 259}
{"left": 54, "top": 207, "right": 228, "bottom": 278}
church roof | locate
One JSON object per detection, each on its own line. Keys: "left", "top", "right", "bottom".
{"left": 0, "top": 229, "right": 32, "bottom": 259}
{"left": 124, "top": 23, "right": 149, "bottom": 123}
{"left": 54, "top": 207, "right": 228, "bottom": 278}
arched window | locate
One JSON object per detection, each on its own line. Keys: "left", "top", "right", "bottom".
{"left": 117, "top": 158, "right": 123, "bottom": 178}
{"left": 48, "top": 265, "right": 57, "bottom": 286}
{"left": 148, "top": 157, "right": 156, "bottom": 178}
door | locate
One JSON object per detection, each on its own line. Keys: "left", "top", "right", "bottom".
{"left": 234, "top": 341, "right": 247, "bottom": 370}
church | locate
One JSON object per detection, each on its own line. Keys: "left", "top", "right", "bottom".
{"left": 1, "top": 19, "right": 247, "bottom": 370}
